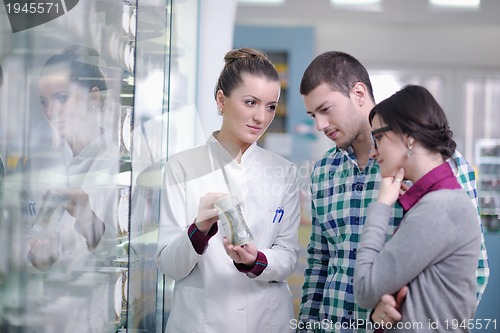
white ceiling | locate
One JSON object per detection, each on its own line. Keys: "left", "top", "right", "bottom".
{"left": 235, "top": 0, "right": 500, "bottom": 26}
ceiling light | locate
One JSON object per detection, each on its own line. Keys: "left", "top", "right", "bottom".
{"left": 331, "top": 0, "right": 381, "bottom": 4}
{"left": 429, "top": 0, "right": 480, "bottom": 8}
{"left": 330, "top": 0, "right": 383, "bottom": 11}
{"left": 237, "top": 0, "right": 285, "bottom": 5}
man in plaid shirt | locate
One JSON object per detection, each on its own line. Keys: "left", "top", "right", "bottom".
{"left": 296, "top": 51, "right": 489, "bottom": 333}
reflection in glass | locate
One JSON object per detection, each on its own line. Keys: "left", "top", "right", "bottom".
{"left": 20, "top": 44, "right": 121, "bottom": 331}
{"left": 0, "top": 0, "right": 199, "bottom": 331}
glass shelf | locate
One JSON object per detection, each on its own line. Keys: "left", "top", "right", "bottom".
{"left": 0, "top": 0, "right": 200, "bottom": 331}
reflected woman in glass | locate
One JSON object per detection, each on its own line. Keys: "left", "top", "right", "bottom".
{"left": 21, "top": 45, "right": 120, "bottom": 332}
{"left": 157, "top": 48, "right": 300, "bottom": 332}
{"left": 26, "top": 44, "right": 114, "bottom": 269}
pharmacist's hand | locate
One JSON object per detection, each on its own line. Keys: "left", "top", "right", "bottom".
{"left": 55, "top": 188, "right": 92, "bottom": 221}
{"left": 56, "top": 188, "right": 105, "bottom": 250}
{"left": 196, "top": 192, "right": 227, "bottom": 235}
{"left": 223, "top": 237, "right": 258, "bottom": 266}
{"left": 378, "top": 168, "right": 405, "bottom": 206}
{"left": 371, "top": 286, "right": 408, "bottom": 327}
{"left": 28, "top": 232, "right": 60, "bottom": 271}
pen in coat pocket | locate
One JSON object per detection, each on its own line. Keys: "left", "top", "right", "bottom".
{"left": 272, "top": 207, "right": 284, "bottom": 223}
{"left": 28, "top": 200, "right": 37, "bottom": 216}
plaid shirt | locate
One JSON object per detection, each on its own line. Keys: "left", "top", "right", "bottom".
{"left": 298, "top": 146, "right": 489, "bottom": 333}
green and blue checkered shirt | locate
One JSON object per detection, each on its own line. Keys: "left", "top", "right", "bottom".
{"left": 298, "top": 146, "right": 489, "bottom": 333}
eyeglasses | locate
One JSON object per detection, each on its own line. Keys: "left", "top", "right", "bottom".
{"left": 371, "top": 126, "right": 391, "bottom": 150}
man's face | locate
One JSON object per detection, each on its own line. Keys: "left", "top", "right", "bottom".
{"left": 303, "top": 82, "right": 363, "bottom": 150}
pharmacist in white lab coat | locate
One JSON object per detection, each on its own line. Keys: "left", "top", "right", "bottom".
{"left": 19, "top": 45, "right": 120, "bottom": 333}
{"left": 156, "top": 48, "right": 300, "bottom": 333}
{"left": 23, "top": 44, "right": 119, "bottom": 272}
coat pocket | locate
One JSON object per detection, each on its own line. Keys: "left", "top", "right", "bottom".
{"left": 166, "top": 285, "right": 205, "bottom": 333}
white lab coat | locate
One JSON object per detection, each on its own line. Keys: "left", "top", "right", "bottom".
{"left": 19, "top": 132, "right": 121, "bottom": 333}
{"left": 157, "top": 133, "right": 300, "bottom": 333}
{"left": 21, "top": 132, "right": 120, "bottom": 268}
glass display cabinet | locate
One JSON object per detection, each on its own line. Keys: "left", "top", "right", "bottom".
{"left": 475, "top": 139, "right": 500, "bottom": 233}
{"left": 0, "top": 0, "right": 200, "bottom": 331}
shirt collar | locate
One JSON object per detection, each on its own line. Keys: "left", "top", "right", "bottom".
{"left": 398, "top": 162, "right": 462, "bottom": 212}
{"left": 208, "top": 131, "right": 257, "bottom": 164}
{"left": 62, "top": 130, "right": 113, "bottom": 165}
{"left": 343, "top": 145, "right": 377, "bottom": 172}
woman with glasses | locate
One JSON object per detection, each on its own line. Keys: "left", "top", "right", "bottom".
{"left": 354, "top": 84, "right": 481, "bottom": 332}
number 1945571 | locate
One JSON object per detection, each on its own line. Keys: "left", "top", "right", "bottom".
{"left": 5, "top": 2, "right": 61, "bottom": 14}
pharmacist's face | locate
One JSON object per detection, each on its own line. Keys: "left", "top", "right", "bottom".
{"left": 38, "top": 68, "right": 95, "bottom": 143}
{"left": 217, "top": 73, "right": 279, "bottom": 150}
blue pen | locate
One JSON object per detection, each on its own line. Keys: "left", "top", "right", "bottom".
{"left": 28, "top": 200, "right": 37, "bottom": 216}
{"left": 277, "top": 207, "right": 284, "bottom": 223}
{"left": 273, "top": 207, "right": 284, "bottom": 223}
{"left": 273, "top": 209, "right": 278, "bottom": 223}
